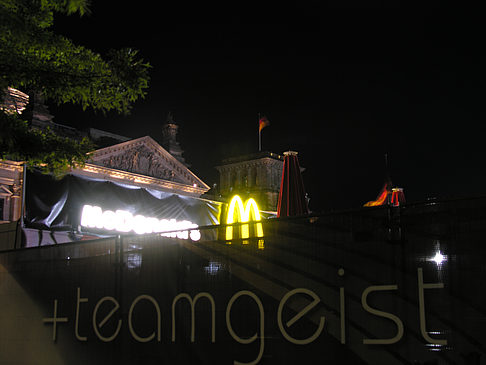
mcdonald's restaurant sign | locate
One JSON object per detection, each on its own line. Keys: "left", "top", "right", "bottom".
{"left": 224, "top": 195, "right": 264, "bottom": 248}
{"left": 75, "top": 193, "right": 265, "bottom": 245}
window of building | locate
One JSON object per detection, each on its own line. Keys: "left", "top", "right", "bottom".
{"left": 0, "top": 197, "right": 4, "bottom": 221}
{"left": 231, "top": 172, "right": 237, "bottom": 189}
{"left": 251, "top": 167, "right": 257, "bottom": 187}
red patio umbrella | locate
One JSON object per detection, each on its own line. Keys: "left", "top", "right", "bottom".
{"left": 277, "top": 151, "right": 309, "bottom": 217}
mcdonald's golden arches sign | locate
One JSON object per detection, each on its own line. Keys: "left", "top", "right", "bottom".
{"left": 225, "top": 195, "right": 264, "bottom": 245}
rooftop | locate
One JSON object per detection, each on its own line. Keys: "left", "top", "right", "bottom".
{"left": 219, "top": 151, "right": 284, "bottom": 165}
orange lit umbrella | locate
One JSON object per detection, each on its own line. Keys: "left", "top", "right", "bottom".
{"left": 277, "top": 151, "right": 309, "bottom": 217}
{"left": 390, "top": 188, "right": 405, "bottom": 206}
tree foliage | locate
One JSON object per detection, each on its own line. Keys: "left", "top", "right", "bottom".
{"left": 0, "top": 0, "right": 150, "bottom": 114}
{"left": 0, "top": 0, "right": 151, "bottom": 172}
{"left": 0, "top": 112, "right": 94, "bottom": 174}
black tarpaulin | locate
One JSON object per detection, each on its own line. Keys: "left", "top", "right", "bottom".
{"left": 24, "top": 170, "right": 221, "bottom": 232}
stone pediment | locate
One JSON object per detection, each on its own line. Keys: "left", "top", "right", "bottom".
{"left": 89, "top": 136, "right": 208, "bottom": 190}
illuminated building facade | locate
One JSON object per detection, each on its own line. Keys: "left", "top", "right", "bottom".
{"left": 0, "top": 137, "right": 209, "bottom": 220}
{"left": 0, "top": 132, "right": 211, "bottom": 247}
{"left": 78, "top": 135, "right": 208, "bottom": 197}
{"left": 0, "top": 160, "right": 23, "bottom": 223}
{"left": 0, "top": 90, "right": 211, "bottom": 245}
{"left": 215, "top": 151, "right": 284, "bottom": 212}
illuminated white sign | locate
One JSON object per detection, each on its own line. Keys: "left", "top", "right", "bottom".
{"left": 80, "top": 205, "right": 201, "bottom": 241}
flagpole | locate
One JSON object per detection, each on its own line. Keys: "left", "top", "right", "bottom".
{"left": 258, "top": 113, "right": 261, "bottom": 152}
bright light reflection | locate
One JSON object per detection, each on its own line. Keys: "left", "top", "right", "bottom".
{"left": 430, "top": 251, "right": 446, "bottom": 266}
{"left": 204, "top": 261, "right": 222, "bottom": 275}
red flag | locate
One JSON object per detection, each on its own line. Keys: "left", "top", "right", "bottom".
{"left": 258, "top": 116, "right": 270, "bottom": 132}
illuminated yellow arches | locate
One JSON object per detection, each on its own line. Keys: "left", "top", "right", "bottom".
{"left": 225, "top": 195, "right": 264, "bottom": 241}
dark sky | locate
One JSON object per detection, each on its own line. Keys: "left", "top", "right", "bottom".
{"left": 50, "top": 4, "right": 486, "bottom": 212}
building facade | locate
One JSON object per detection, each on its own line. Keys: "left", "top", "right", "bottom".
{"left": 1, "top": 137, "right": 209, "bottom": 222}
{"left": 1, "top": 86, "right": 208, "bottom": 223}
{"left": 1, "top": 89, "right": 211, "bottom": 246}
{"left": 78, "top": 135, "right": 208, "bottom": 197}
{"left": 0, "top": 134, "right": 211, "bottom": 247}
{"left": 0, "top": 160, "right": 23, "bottom": 223}
{"left": 215, "top": 152, "right": 284, "bottom": 212}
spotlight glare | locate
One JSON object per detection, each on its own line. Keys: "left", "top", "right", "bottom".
{"left": 432, "top": 251, "right": 445, "bottom": 265}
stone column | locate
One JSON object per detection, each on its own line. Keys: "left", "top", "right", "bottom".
{"left": 10, "top": 187, "right": 21, "bottom": 221}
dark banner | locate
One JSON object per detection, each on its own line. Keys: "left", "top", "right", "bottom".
{"left": 3, "top": 191, "right": 486, "bottom": 364}
{"left": 24, "top": 170, "right": 222, "bottom": 235}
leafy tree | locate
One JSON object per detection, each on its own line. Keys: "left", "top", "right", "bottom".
{"left": 0, "top": 112, "right": 95, "bottom": 175}
{"left": 0, "top": 0, "right": 151, "bottom": 172}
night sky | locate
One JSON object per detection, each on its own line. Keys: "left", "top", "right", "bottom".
{"left": 50, "top": 4, "right": 486, "bottom": 213}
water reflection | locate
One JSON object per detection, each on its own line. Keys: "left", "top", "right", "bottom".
{"left": 204, "top": 261, "right": 222, "bottom": 275}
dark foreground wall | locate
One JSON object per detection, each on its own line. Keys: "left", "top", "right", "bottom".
{"left": 1, "top": 198, "right": 486, "bottom": 364}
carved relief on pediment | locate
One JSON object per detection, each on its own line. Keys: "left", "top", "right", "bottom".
{"left": 94, "top": 145, "right": 183, "bottom": 183}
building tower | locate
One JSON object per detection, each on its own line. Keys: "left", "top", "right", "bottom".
{"left": 215, "top": 152, "right": 284, "bottom": 212}
{"left": 161, "top": 112, "right": 189, "bottom": 167}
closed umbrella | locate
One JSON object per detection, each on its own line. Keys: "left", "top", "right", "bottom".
{"left": 277, "top": 151, "right": 309, "bottom": 217}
